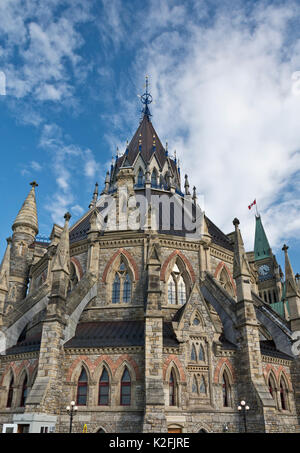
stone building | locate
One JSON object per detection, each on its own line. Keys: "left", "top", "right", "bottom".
{"left": 0, "top": 86, "right": 300, "bottom": 433}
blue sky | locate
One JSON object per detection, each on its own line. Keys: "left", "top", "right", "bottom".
{"left": 0, "top": 0, "right": 299, "bottom": 274}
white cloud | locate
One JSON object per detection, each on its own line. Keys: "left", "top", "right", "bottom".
{"left": 39, "top": 123, "right": 102, "bottom": 223}
{"left": 129, "top": 0, "right": 300, "bottom": 253}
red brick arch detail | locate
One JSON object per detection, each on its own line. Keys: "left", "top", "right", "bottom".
{"left": 66, "top": 354, "right": 141, "bottom": 382}
{"left": 102, "top": 248, "right": 139, "bottom": 283}
{"left": 277, "top": 366, "right": 292, "bottom": 391}
{"left": 71, "top": 257, "right": 84, "bottom": 279}
{"left": 113, "top": 354, "right": 141, "bottom": 380}
{"left": 0, "top": 362, "right": 17, "bottom": 385}
{"left": 213, "top": 358, "right": 235, "bottom": 384}
{"left": 160, "top": 250, "right": 196, "bottom": 283}
{"left": 163, "top": 355, "right": 186, "bottom": 382}
{"left": 66, "top": 355, "right": 94, "bottom": 382}
{"left": 214, "top": 261, "right": 236, "bottom": 295}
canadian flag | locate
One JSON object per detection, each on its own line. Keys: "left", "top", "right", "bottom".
{"left": 248, "top": 199, "right": 256, "bottom": 210}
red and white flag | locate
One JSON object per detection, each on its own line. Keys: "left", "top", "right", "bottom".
{"left": 248, "top": 199, "right": 256, "bottom": 210}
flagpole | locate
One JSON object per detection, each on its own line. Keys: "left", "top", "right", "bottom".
{"left": 255, "top": 199, "right": 259, "bottom": 217}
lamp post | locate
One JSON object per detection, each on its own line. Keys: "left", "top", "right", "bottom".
{"left": 66, "top": 401, "right": 78, "bottom": 433}
{"left": 238, "top": 400, "right": 250, "bottom": 433}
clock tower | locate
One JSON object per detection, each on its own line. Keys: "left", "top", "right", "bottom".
{"left": 253, "top": 214, "right": 282, "bottom": 304}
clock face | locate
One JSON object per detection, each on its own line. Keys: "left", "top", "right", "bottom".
{"left": 258, "top": 264, "right": 270, "bottom": 276}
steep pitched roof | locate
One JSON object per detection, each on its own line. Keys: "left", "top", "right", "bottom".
{"left": 254, "top": 215, "right": 271, "bottom": 261}
{"left": 117, "top": 114, "right": 167, "bottom": 169}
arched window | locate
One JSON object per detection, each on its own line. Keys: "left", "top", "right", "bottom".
{"left": 199, "top": 376, "right": 206, "bottom": 394}
{"left": 178, "top": 276, "right": 186, "bottom": 305}
{"left": 280, "top": 377, "right": 288, "bottom": 411}
{"left": 137, "top": 168, "right": 144, "bottom": 186}
{"left": 199, "top": 345, "right": 205, "bottom": 362}
{"left": 219, "top": 267, "right": 235, "bottom": 297}
{"left": 268, "top": 375, "right": 276, "bottom": 400}
{"left": 120, "top": 368, "right": 131, "bottom": 406}
{"left": 169, "top": 370, "right": 177, "bottom": 406}
{"left": 123, "top": 274, "right": 132, "bottom": 303}
{"left": 112, "top": 274, "right": 121, "bottom": 303}
{"left": 151, "top": 169, "right": 158, "bottom": 187}
{"left": 192, "top": 376, "right": 198, "bottom": 394}
{"left": 167, "top": 262, "right": 188, "bottom": 305}
{"left": 20, "top": 375, "right": 28, "bottom": 407}
{"left": 191, "top": 345, "right": 197, "bottom": 362}
{"left": 7, "top": 375, "right": 14, "bottom": 408}
{"left": 111, "top": 260, "right": 132, "bottom": 304}
{"left": 99, "top": 369, "right": 109, "bottom": 406}
{"left": 168, "top": 276, "right": 176, "bottom": 304}
{"left": 222, "top": 371, "right": 231, "bottom": 408}
{"left": 77, "top": 368, "right": 88, "bottom": 406}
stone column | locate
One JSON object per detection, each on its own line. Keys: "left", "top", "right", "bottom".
{"left": 143, "top": 235, "right": 167, "bottom": 433}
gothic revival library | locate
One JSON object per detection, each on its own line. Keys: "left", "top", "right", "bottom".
{"left": 0, "top": 87, "right": 300, "bottom": 433}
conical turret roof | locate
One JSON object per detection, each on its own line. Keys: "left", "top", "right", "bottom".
{"left": 12, "top": 182, "right": 39, "bottom": 236}
{"left": 254, "top": 215, "right": 271, "bottom": 261}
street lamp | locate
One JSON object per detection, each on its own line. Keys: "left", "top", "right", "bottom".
{"left": 238, "top": 400, "right": 250, "bottom": 433}
{"left": 66, "top": 400, "right": 78, "bottom": 433}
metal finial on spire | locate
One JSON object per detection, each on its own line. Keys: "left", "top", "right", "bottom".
{"left": 139, "top": 75, "right": 153, "bottom": 119}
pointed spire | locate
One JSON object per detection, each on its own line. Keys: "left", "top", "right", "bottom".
{"left": 52, "top": 213, "right": 71, "bottom": 275}
{"left": 254, "top": 214, "right": 271, "bottom": 261}
{"left": 89, "top": 182, "right": 99, "bottom": 209}
{"left": 165, "top": 141, "right": 168, "bottom": 156}
{"left": 192, "top": 186, "right": 197, "bottom": 204}
{"left": 184, "top": 174, "right": 191, "bottom": 196}
{"left": 12, "top": 181, "right": 39, "bottom": 236}
{"left": 282, "top": 244, "right": 299, "bottom": 296}
{"left": 0, "top": 237, "right": 12, "bottom": 293}
{"left": 140, "top": 75, "right": 153, "bottom": 120}
{"left": 233, "top": 218, "right": 252, "bottom": 279}
{"left": 232, "top": 218, "right": 252, "bottom": 302}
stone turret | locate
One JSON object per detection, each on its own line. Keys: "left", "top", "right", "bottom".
{"left": 9, "top": 182, "right": 39, "bottom": 302}
{"left": 233, "top": 218, "right": 275, "bottom": 432}
{"left": 25, "top": 213, "right": 71, "bottom": 415}
{"left": 282, "top": 244, "right": 300, "bottom": 331}
{"left": 0, "top": 238, "right": 12, "bottom": 322}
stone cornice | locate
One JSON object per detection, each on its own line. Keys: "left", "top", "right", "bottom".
{"left": 64, "top": 346, "right": 144, "bottom": 355}
{"left": 262, "top": 354, "right": 293, "bottom": 366}
{"left": 210, "top": 245, "right": 234, "bottom": 264}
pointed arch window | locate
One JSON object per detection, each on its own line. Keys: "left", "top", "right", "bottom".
{"left": 192, "top": 376, "right": 198, "bottom": 394}
{"left": 222, "top": 371, "right": 231, "bottom": 408}
{"left": 137, "top": 168, "right": 144, "bottom": 186}
{"left": 191, "top": 345, "right": 197, "bottom": 362}
{"left": 167, "top": 262, "right": 188, "bottom": 305}
{"left": 112, "top": 274, "right": 121, "bottom": 303}
{"left": 7, "top": 375, "right": 14, "bottom": 408}
{"left": 199, "top": 376, "right": 206, "bottom": 394}
{"left": 123, "top": 274, "right": 132, "bottom": 303}
{"left": 268, "top": 375, "right": 276, "bottom": 400}
{"left": 280, "top": 378, "right": 288, "bottom": 411}
{"left": 20, "top": 375, "right": 28, "bottom": 407}
{"left": 219, "top": 267, "right": 235, "bottom": 297}
{"left": 151, "top": 169, "right": 158, "bottom": 187}
{"left": 120, "top": 368, "right": 131, "bottom": 406}
{"left": 199, "top": 345, "right": 205, "bottom": 362}
{"left": 77, "top": 368, "right": 88, "bottom": 406}
{"left": 112, "top": 260, "right": 132, "bottom": 304}
{"left": 169, "top": 370, "right": 177, "bottom": 406}
{"left": 99, "top": 368, "right": 110, "bottom": 406}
